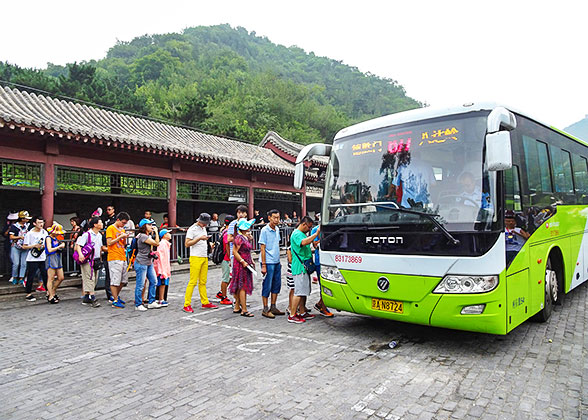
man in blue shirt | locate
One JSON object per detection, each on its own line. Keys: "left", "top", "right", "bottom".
{"left": 259, "top": 209, "right": 285, "bottom": 318}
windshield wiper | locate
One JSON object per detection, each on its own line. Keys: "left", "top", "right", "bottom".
{"left": 372, "top": 204, "right": 460, "bottom": 245}
{"left": 326, "top": 201, "right": 460, "bottom": 246}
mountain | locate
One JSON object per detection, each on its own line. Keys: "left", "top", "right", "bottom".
{"left": 565, "top": 116, "right": 588, "bottom": 142}
{"left": 1, "top": 24, "right": 422, "bottom": 144}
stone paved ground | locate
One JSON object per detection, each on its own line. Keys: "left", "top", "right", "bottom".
{"left": 0, "top": 258, "right": 587, "bottom": 419}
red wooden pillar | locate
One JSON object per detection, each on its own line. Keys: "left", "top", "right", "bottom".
{"left": 42, "top": 160, "right": 55, "bottom": 225}
{"left": 168, "top": 160, "right": 180, "bottom": 227}
{"left": 42, "top": 140, "right": 58, "bottom": 225}
{"left": 248, "top": 185, "right": 254, "bottom": 218}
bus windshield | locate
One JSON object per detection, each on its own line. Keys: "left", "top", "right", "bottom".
{"left": 323, "top": 113, "right": 496, "bottom": 231}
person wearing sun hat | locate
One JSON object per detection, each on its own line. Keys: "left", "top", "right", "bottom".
{"left": 183, "top": 213, "right": 217, "bottom": 312}
{"left": 45, "top": 222, "right": 66, "bottom": 303}
{"left": 2, "top": 212, "right": 18, "bottom": 281}
{"left": 8, "top": 210, "right": 32, "bottom": 285}
{"left": 229, "top": 218, "right": 257, "bottom": 317}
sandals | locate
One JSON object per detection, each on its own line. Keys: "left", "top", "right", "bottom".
{"left": 240, "top": 311, "right": 254, "bottom": 317}
{"left": 233, "top": 309, "right": 242, "bottom": 314}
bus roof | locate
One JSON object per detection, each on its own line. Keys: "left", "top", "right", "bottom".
{"left": 334, "top": 102, "right": 588, "bottom": 147}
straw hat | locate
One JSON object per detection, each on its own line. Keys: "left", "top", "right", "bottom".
{"left": 48, "top": 222, "right": 65, "bottom": 235}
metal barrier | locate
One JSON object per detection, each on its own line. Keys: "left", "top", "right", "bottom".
{"left": 1, "top": 224, "right": 299, "bottom": 277}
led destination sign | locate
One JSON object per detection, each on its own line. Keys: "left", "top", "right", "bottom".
{"left": 350, "top": 125, "right": 461, "bottom": 157}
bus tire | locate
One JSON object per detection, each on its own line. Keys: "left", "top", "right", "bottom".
{"left": 534, "top": 257, "right": 557, "bottom": 322}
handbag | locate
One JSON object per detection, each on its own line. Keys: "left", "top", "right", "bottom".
{"left": 292, "top": 247, "right": 316, "bottom": 274}
{"left": 73, "top": 232, "right": 95, "bottom": 264}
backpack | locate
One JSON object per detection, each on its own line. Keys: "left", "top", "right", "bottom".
{"left": 211, "top": 233, "right": 226, "bottom": 265}
{"left": 73, "top": 232, "right": 94, "bottom": 264}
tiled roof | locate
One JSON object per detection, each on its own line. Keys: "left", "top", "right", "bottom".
{"left": 0, "top": 86, "right": 305, "bottom": 177}
{"left": 260, "top": 131, "right": 329, "bottom": 167}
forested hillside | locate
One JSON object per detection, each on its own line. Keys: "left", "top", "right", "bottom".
{"left": 0, "top": 24, "right": 422, "bottom": 144}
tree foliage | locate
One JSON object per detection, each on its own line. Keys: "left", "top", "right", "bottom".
{"left": 0, "top": 24, "right": 422, "bottom": 144}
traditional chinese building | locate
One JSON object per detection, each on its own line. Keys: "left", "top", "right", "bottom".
{"left": 0, "top": 86, "right": 324, "bottom": 233}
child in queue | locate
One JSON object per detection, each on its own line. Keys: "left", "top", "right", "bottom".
{"left": 154, "top": 228, "right": 172, "bottom": 307}
{"left": 45, "top": 222, "right": 66, "bottom": 303}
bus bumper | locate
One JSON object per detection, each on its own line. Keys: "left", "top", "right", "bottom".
{"left": 321, "top": 276, "right": 507, "bottom": 335}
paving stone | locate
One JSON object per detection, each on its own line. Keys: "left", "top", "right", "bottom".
{"left": 0, "top": 260, "right": 587, "bottom": 419}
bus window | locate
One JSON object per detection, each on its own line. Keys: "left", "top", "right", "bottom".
{"left": 550, "top": 146, "right": 574, "bottom": 197}
{"left": 523, "top": 136, "right": 553, "bottom": 205}
{"left": 572, "top": 155, "right": 588, "bottom": 202}
{"left": 505, "top": 165, "right": 522, "bottom": 211}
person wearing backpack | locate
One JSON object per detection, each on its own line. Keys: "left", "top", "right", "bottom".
{"left": 134, "top": 219, "right": 161, "bottom": 311}
{"left": 75, "top": 217, "right": 106, "bottom": 308}
{"left": 214, "top": 215, "right": 235, "bottom": 305}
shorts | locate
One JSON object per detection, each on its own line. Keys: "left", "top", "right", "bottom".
{"left": 108, "top": 259, "right": 129, "bottom": 287}
{"left": 293, "top": 273, "right": 311, "bottom": 297}
{"left": 262, "top": 263, "right": 281, "bottom": 297}
{"left": 221, "top": 259, "right": 230, "bottom": 283}
{"left": 157, "top": 275, "right": 170, "bottom": 286}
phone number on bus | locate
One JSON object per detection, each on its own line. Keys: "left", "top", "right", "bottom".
{"left": 334, "top": 255, "right": 363, "bottom": 264}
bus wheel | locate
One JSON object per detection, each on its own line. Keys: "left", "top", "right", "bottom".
{"left": 534, "top": 258, "right": 557, "bottom": 322}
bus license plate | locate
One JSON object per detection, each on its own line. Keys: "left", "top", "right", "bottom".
{"left": 371, "top": 298, "right": 403, "bottom": 314}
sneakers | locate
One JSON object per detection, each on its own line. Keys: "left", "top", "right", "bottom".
{"left": 91, "top": 299, "right": 101, "bottom": 308}
{"left": 147, "top": 301, "right": 162, "bottom": 309}
{"left": 262, "top": 310, "right": 275, "bottom": 319}
{"left": 9, "top": 277, "right": 15, "bottom": 284}
{"left": 183, "top": 305, "right": 194, "bottom": 313}
{"left": 287, "top": 315, "right": 306, "bottom": 324}
{"left": 159, "top": 300, "right": 169, "bottom": 307}
{"left": 219, "top": 297, "right": 232, "bottom": 305}
{"left": 300, "top": 312, "right": 315, "bottom": 320}
{"left": 314, "top": 303, "right": 334, "bottom": 317}
{"left": 216, "top": 291, "right": 224, "bottom": 300}
{"left": 270, "top": 307, "right": 285, "bottom": 316}
{"left": 112, "top": 300, "right": 125, "bottom": 309}
{"left": 36, "top": 285, "right": 46, "bottom": 292}
{"left": 135, "top": 305, "right": 147, "bottom": 312}
{"left": 202, "top": 303, "right": 218, "bottom": 309}
{"left": 118, "top": 298, "right": 125, "bottom": 305}
{"left": 25, "top": 295, "right": 36, "bottom": 302}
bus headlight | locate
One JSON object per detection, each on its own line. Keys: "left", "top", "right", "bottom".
{"left": 321, "top": 265, "right": 346, "bottom": 284}
{"left": 433, "top": 275, "right": 498, "bottom": 294}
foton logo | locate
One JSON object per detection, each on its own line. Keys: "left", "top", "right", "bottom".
{"left": 366, "top": 236, "right": 404, "bottom": 244}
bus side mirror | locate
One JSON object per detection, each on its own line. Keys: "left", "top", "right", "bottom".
{"left": 486, "top": 131, "right": 512, "bottom": 171}
{"left": 294, "top": 143, "right": 332, "bottom": 190}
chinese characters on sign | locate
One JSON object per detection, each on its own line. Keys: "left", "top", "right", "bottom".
{"left": 350, "top": 126, "right": 461, "bottom": 157}
{"left": 352, "top": 140, "right": 383, "bottom": 156}
{"left": 419, "top": 127, "right": 459, "bottom": 146}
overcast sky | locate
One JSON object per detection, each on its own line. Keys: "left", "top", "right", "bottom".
{"left": 1, "top": 0, "right": 587, "bottom": 129}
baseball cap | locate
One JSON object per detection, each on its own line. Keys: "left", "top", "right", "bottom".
{"left": 138, "top": 218, "right": 156, "bottom": 227}
{"left": 159, "top": 228, "right": 169, "bottom": 239}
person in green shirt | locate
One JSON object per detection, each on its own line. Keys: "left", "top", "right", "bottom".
{"left": 288, "top": 216, "right": 320, "bottom": 324}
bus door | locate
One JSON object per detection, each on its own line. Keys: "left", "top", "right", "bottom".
{"left": 505, "top": 166, "right": 531, "bottom": 330}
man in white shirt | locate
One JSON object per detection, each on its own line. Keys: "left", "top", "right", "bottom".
{"left": 183, "top": 213, "right": 217, "bottom": 312}
{"left": 22, "top": 216, "right": 48, "bottom": 302}
{"left": 75, "top": 217, "right": 107, "bottom": 308}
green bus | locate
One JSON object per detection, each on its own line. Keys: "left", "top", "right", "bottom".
{"left": 294, "top": 104, "right": 588, "bottom": 334}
